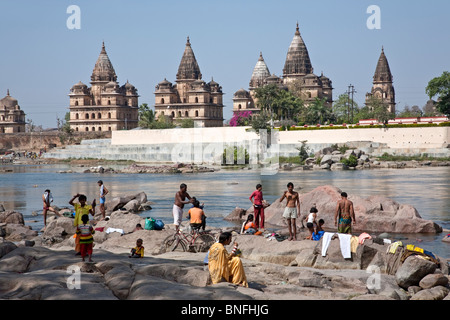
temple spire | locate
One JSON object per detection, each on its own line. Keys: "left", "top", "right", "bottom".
{"left": 283, "top": 22, "right": 313, "bottom": 77}
{"left": 373, "top": 46, "right": 392, "bottom": 83}
{"left": 176, "top": 36, "right": 202, "bottom": 81}
{"left": 91, "top": 41, "right": 117, "bottom": 83}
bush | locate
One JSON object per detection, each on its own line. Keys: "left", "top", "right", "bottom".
{"left": 341, "top": 154, "right": 358, "bottom": 167}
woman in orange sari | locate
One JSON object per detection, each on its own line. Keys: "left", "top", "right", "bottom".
{"left": 208, "top": 232, "right": 248, "bottom": 287}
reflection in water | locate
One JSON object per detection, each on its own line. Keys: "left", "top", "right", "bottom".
{"left": 0, "top": 165, "right": 449, "bottom": 258}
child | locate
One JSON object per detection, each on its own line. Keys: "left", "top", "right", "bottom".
{"left": 129, "top": 239, "right": 144, "bottom": 258}
{"left": 77, "top": 214, "right": 95, "bottom": 262}
{"left": 97, "top": 180, "right": 109, "bottom": 220}
{"left": 312, "top": 219, "right": 325, "bottom": 241}
{"left": 249, "top": 184, "right": 264, "bottom": 229}
{"left": 70, "top": 193, "right": 96, "bottom": 255}
{"left": 305, "top": 207, "right": 318, "bottom": 240}
{"left": 241, "top": 214, "right": 258, "bottom": 235}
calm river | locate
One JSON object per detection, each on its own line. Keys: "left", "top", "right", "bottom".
{"left": 0, "top": 164, "right": 449, "bottom": 259}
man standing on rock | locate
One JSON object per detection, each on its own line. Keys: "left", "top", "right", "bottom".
{"left": 249, "top": 184, "right": 265, "bottom": 230}
{"left": 173, "top": 183, "right": 193, "bottom": 231}
{"left": 334, "top": 192, "right": 356, "bottom": 234}
{"left": 97, "top": 180, "right": 109, "bottom": 220}
{"left": 279, "top": 182, "right": 300, "bottom": 241}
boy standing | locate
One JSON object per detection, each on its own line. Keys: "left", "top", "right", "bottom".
{"left": 77, "top": 214, "right": 95, "bottom": 262}
{"left": 249, "top": 184, "right": 265, "bottom": 230}
{"left": 279, "top": 182, "right": 301, "bottom": 241}
{"left": 97, "top": 180, "right": 109, "bottom": 220}
{"left": 42, "top": 189, "right": 61, "bottom": 226}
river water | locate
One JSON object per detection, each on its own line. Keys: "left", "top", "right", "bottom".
{"left": 0, "top": 164, "right": 449, "bottom": 259}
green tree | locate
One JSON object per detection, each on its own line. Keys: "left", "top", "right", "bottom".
{"left": 180, "top": 118, "right": 194, "bottom": 128}
{"left": 138, "top": 103, "right": 155, "bottom": 129}
{"left": 365, "top": 96, "right": 395, "bottom": 125}
{"left": 138, "top": 103, "right": 155, "bottom": 128}
{"left": 426, "top": 71, "right": 450, "bottom": 117}
{"left": 332, "top": 93, "right": 359, "bottom": 124}
{"left": 304, "top": 97, "right": 332, "bottom": 125}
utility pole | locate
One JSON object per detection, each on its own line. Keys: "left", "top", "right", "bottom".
{"left": 347, "top": 84, "right": 356, "bottom": 124}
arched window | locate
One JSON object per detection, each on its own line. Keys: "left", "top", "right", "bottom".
{"left": 195, "top": 97, "right": 199, "bottom": 103}
{"left": 98, "top": 127, "right": 102, "bottom": 131}
{"left": 98, "top": 113, "right": 102, "bottom": 119}
{"left": 161, "top": 98, "right": 165, "bottom": 104}
{"left": 108, "top": 112, "right": 111, "bottom": 119}
{"left": 76, "top": 113, "right": 79, "bottom": 120}
{"left": 178, "top": 111, "right": 182, "bottom": 117}
{"left": 85, "top": 113, "right": 89, "bottom": 119}
{"left": 238, "top": 104, "right": 242, "bottom": 109}
{"left": 108, "top": 127, "right": 112, "bottom": 131}
{"left": 75, "top": 100, "right": 79, "bottom": 106}
{"left": 85, "top": 127, "right": 89, "bottom": 131}
{"left": 91, "top": 113, "right": 95, "bottom": 119}
{"left": 75, "top": 127, "right": 79, "bottom": 131}
{"left": 195, "top": 110, "right": 199, "bottom": 117}
{"left": 171, "top": 111, "right": 175, "bottom": 117}
{"left": 92, "top": 127, "right": 95, "bottom": 131}
{"left": 185, "top": 111, "right": 189, "bottom": 117}
{"left": 108, "top": 100, "right": 111, "bottom": 105}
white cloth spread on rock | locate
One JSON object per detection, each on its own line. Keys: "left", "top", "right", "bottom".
{"left": 321, "top": 232, "right": 352, "bottom": 259}
{"left": 105, "top": 227, "right": 124, "bottom": 234}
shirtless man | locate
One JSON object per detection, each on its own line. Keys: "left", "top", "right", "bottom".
{"left": 279, "top": 182, "right": 301, "bottom": 241}
{"left": 42, "top": 189, "right": 61, "bottom": 226}
{"left": 334, "top": 192, "right": 356, "bottom": 234}
{"left": 173, "top": 183, "right": 193, "bottom": 231}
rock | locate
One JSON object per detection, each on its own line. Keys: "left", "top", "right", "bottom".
{"left": 0, "top": 211, "right": 24, "bottom": 225}
{"left": 330, "top": 163, "right": 346, "bottom": 170}
{"left": 224, "top": 207, "right": 247, "bottom": 222}
{"left": 320, "top": 154, "right": 333, "bottom": 165}
{"left": 0, "top": 241, "right": 18, "bottom": 258}
{"left": 410, "top": 286, "right": 449, "bottom": 300}
{"left": 42, "top": 217, "right": 76, "bottom": 243}
{"left": 419, "top": 273, "right": 449, "bottom": 289}
{"left": 4, "top": 223, "right": 38, "bottom": 241}
{"left": 122, "top": 199, "right": 140, "bottom": 212}
{"left": 395, "top": 256, "right": 437, "bottom": 289}
{"left": 260, "top": 185, "right": 442, "bottom": 234}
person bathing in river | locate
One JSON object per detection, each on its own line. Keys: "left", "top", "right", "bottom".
{"left": 173, "top": 183, "right": 193, "bottom": 232}
{"left": 249, "top": 184, "right": 265, "bottom": 230}
{"left": 279, "top": 182, "right": 301, "bottom": 241}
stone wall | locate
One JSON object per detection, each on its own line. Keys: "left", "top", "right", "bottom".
{"left": 42, "top": 126, "right": 450, "bottom": 162}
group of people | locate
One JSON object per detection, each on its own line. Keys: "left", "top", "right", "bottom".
{"left": 245, "top": 182, "right": 356, "bottom": 242}
{"left": 41, "top": 180, "right": 109, "bottom": 262}
{"left": 43, "top": 179, "right": 357, "bottom": 287}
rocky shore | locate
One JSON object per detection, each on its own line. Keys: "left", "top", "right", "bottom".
{"left": 0, "top": 189, "right": 449, "bottom": 300}
{"left": 279, "top": 146, "right": 450, "bottom": 171}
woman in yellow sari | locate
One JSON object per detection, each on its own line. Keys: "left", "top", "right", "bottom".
{"left": 208, "top": 232, "right": 248, "bottom": 287}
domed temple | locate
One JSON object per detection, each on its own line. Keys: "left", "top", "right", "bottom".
{"left": 154, "top": 37, "right": 224, "bottom": 127}
{"left": 233, "top": 23, "right": 333, "bottom": 116}
{"left": 0, "top": 89, "right": 26, "bottom": 133}
{"left": 68, "top": 42, "right": 139, "bottom": 132}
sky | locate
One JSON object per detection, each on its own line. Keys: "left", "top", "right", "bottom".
{"left": 0, "top": 0, "right": 449, "bottom": 128}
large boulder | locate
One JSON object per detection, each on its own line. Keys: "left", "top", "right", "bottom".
{"left": 419, "top": 273, "right": 449, "bottom": 289}
{"left": 3, "top": 224, "right": 38, "bottom": 241}
{"left": 260, "top": 185, "right": 441, "bottom": 234}
{"left": 410, "top": 286, "right": 450, "bottom": 300}
{"left": 0, "top": 211, "right": 25, "bottom": 225}
{"left": 395, "top": 256, "right": 437, "bottom": 289}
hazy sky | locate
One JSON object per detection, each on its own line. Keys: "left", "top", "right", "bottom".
{"left": 0, "top": 0, "right": 449, "bottom": 128}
